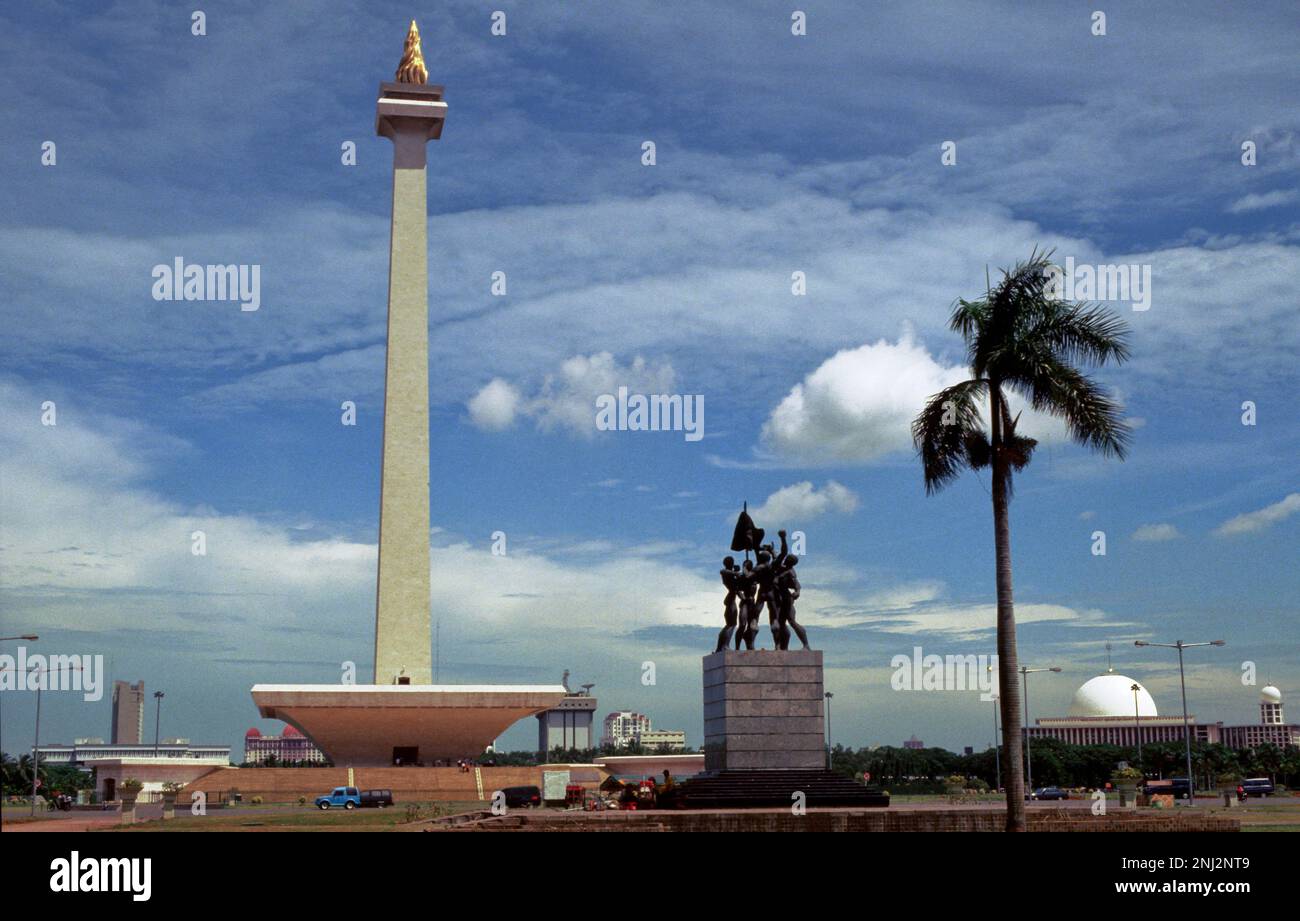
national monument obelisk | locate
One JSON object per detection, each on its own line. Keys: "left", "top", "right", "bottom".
{"left": 251, "top": 24, "right": 566, "bottom": 766}
{"left": 373, "top": 20, "right": 445, "bottom": 686}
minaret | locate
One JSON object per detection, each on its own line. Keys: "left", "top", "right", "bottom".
{"left": 1260, "top": 685, "right": 1283, "bottom": 725}
{"left": 373, "top": 21, "right": 446, "bottom": 685}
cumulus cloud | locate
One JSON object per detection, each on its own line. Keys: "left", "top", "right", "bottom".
{"left": 1133, "top": 523, "right": 1180, "bottom": 542}
{"left": 1213, "top": 493, "right": 1300, "bottom": 536}
{"left": 750, "top": 481, "right": 859, "bottom": 524}
{"left": 759, "top": 333, "right": 1066, "bottom": 465}
{"left": 760, "top": 334, "right": 963, "bottom": 464}
{"left": 467, "top": 352, "right": 677, "bottom": 438}
{"left": 466, "top": 378, "right": 522, "bottom": 431}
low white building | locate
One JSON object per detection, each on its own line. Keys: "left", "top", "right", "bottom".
{"left": 637, "top": 729, "right": 687, "bottom": 752}
{"left": 37, "top": 740, "right": 231, "bottom": 802}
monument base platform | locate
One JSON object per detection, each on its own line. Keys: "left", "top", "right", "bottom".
{"left": 703, "top": 648, "right": 826, "bottom": 771}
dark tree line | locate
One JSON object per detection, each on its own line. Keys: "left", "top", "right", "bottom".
{"left": 829, "top": 740, "right": 1300, "bottom": 793}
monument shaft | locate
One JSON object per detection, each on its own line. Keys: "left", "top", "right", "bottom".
{"left": 373, "top": 75, "right": 446, "bottom": 685}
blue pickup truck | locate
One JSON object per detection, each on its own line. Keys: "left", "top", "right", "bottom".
{"left": 314, "top": 787, "right": 394, "bottom": 810}
{"left": 315, "top": 786, "right": 362, "bottom": 810}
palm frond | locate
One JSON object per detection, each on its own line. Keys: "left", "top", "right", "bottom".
{"left": 912, "top": 378, "right": 989, "bottom": 494}
{"left": 1012, "top": 357, "right": 1131, "bottom": 459}
{"left": 949, "top": 297, "right": 989, "bottom": 343}
{"left": 1025, "top": 301, "right": 1131, "bottom": 368}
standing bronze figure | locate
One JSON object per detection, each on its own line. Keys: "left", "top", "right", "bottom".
{"left": 715, "top": 557, "right": 742, "bottom": 652}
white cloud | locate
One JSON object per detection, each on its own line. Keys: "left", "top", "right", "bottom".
{"left": 759, "top": 333, "right": 1067, "bottom": 465}
{"left": 760, "top": 334, "right": 964, "bottom": 464}
{"left": 1227, "top": 189, "right": 1300, "bottom": 213}
{"left": 467, "top": 378, "right": 522, "bottom": 431}
{"left": 749, "top": 481, "right": 859, "bottom": 524}
{"left": 469, "top": 352, "right": 677, "bottom": 439}
{"left": 1213, "top": 493, "right": 1300, "bottom": 537}
{"left": 1132, "top": 523, "right": 1180, "bottom": 542}
{"left": 844, "top": 602, "right": 1124, "bottom": 643}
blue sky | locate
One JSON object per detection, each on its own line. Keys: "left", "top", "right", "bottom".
{"left": 1, "top": 0, "right": 1297, "bottom": 758}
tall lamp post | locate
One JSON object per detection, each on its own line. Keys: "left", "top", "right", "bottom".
{"left": 986, "top": 663, "right": 1001, "bottom": 792}
{"left": 991, "top": 692, "right": 1001, "bottom": 792}
{"left": 1135, "top": 639, "right": 1224, "bottom": 805}
{"left": 824, "top": 691, "right": 834, "bottom": 770}
{"left": 153, "top": 691, "right": 165, "bottom": 757}
{"left": 1131, "top": 682, "right": 1143, "bottom": 773}
{"left": 13, "top": 661, "right": 83, "bottom": 816}
{"left": 0, "top": 635, "right": 38, "bottom": 771}
{"left": 1021, "top": 665, "right": 1063, "bottom": 796}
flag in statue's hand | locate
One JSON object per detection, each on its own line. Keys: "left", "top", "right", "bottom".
{"left": 730, "top": 502, "right": 764, "bottom": 553}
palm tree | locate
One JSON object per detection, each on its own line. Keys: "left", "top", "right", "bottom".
{"left": 912, "top": 249, "right": 1131, "bottom": 830}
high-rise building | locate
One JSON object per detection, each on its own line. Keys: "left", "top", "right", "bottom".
{"left": 602, "top": 711, "right": 652, "bottom": 748}
{"left": 110, "top": 680, "right": 144, "bottom": 744}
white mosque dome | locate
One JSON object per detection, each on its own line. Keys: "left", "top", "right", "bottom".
{"left": 1260, "top": 685, "right": 1282, "bottom": 704}
{"left": 1068, "top": 674, "right": 1158, "bottom": 718}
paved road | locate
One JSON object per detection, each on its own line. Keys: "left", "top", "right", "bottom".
{"left": 0, "top": 802, "right": 166, "bottom": 832}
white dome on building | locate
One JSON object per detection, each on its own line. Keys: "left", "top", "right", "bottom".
{"left": 1068, "top": 674, "right": 1157, "bottom": 718}
{"left": 1260, "top": 685, "right": 1282, "bottom": 704}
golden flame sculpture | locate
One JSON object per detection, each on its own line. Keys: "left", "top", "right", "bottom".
{"left": 395, "top": 19, "right": 428, "bottom": 85}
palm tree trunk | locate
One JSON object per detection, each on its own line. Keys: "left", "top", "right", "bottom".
{"left": 990, "top": 382, "right": 1026, "bottom": 831}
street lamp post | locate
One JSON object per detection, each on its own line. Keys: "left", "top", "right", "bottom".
{"left": 0, "top": 635, "right": 38, "bottom": 779}
{"left": 153, "top": 691, "right": 165, "bottom": 757}
{"left": 1131, "top": 682, "right": 1143, "bottom": 773}
{"left": 824, "top": 691, "right": 834, "bottom": 770}
{"left": 1135, "top": 639, "right": 1225, "bottom": 805}
{"left": 991, "top": 692, "right": 1001, "bottom": 792}
{"left": 21, "top": 661, "right": 82, "bottom": 817}
{"left": 31, "top": 666, "right": 42, "bottom": 816}
{"left": 1021, "top": 665, "right": 1063, "bottom": 796}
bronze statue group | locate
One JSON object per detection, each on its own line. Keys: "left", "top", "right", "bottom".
{"left": 716, "top": 523, "right": 810, "bottom": 653}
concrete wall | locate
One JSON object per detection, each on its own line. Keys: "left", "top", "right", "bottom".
{"left": 182, "top": 766, "right": 555, "bottom": 803}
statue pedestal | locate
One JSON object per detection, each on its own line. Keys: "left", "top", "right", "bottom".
{"left": 703, "top": 649, "right": 825, "bottom": 771}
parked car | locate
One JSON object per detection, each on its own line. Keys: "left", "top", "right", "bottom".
{"left": 360, "top": 789, "right": 394, "bottom": 808}
{"left": 1143, "top": 777, "right": 1192, "bottom": 799}
{"left": 1239, "top": 777, "right": 1275, "bottom": 797}
{"left": 498, "top": 785, "right": 541, "bottom": 808}
{"left": 315, "top": 786, "right": 362, "bottom": 810}
{"left": 1028, "top": 786, "right": 1069, "bottom": 801}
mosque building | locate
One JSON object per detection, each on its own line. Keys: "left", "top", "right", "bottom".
{"left": 1027, "top": 670, "right": 1298, "bottom": 751}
